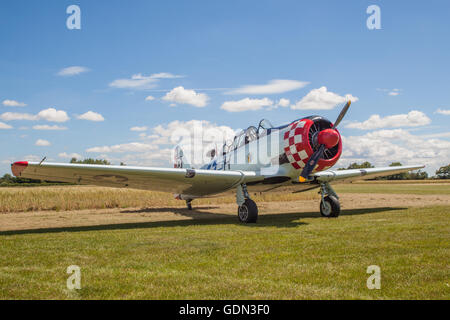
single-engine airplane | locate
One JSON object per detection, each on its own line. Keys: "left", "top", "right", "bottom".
{"left": 11, "top": 101, "right": 424, "bottom": 222}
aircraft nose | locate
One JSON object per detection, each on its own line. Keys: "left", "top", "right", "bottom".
{"left": 317, "top": 129, "right": 340, "bottom": 149}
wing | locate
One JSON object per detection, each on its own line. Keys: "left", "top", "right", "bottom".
{"left": 11, "top": 161, "right": 263, "bottom": 197}
{"left": 312, "top": 165, "right": 425, "bottom": 183}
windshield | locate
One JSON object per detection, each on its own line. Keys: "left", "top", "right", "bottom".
{"left": 230, "top": 119, "right": 275, "bottom": 150}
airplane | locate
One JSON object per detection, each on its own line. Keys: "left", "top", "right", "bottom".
{"left": 11, "top": 101, "right": 424, "bottom": 223}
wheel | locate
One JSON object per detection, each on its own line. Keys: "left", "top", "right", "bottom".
{"left": 320, "top": 195, "right": 340, "bottom": 218}
{"left": 186, "top": 201, "right": 193, "bottom": 210}
{"left": 237, "top": 199, "right": 258, "bottom": 223}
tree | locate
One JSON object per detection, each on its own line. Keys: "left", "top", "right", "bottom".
{"left": 346, "top": 161, "right": 374, "bottom": 169}
{"left": 435, "top": 164, "right": 450, "bottom": 179}
{"left": 70, "top": 158, "right": 111, "bottom": 165}
{"left": 379, "top": 162, "right": 408, "bottom": 180}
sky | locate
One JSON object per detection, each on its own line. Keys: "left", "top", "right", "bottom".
{"left": 1, "top": 0, "right": 449, "bottom": 175}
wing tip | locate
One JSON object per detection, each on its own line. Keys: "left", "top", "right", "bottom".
{"left": 11, "top": 161, "right": 28, "bottom": 177}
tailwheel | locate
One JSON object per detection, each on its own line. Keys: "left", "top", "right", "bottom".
{"left": 320, "top": 195, "right": 340, "bottom": 218}
{"left": 237, "top": 199, "right": 258, "bottom": 223}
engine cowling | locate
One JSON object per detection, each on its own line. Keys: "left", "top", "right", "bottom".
{"left": 283, "top": 117, "right": 342, "bottom": 172}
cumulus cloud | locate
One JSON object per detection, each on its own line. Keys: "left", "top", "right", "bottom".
{"left": 2, "top": 99, "right": 27, "bottom": 107}
{"left": 221, "top": 97, "right": 274, "bottom": 112}
{"left": 76, "top": 111, "right": 104, "bottom": 122}
{"left": 291, "top": 86, "right": 358, "bottom": 110}
{"left": 35, "top": 139, "right": 51, "bottom": 146}
{"left": 435, "top": 108, "right": 450, "bottom": 115}
{"left": 37, "top": 108, "right": 70, "bottom": 122}
{"left": 0, "top": 122, "right": 12, "bottom": 129}
{"left": 109, "top": 72, "right": 183, "bottom": 90}
{"left": 341, "top": 128, "right": 450, "bottom": 174}
{"left": 277, "top": 98, "right": 290, "bottom": 107}
{"left": 87, "top": 120, "right": 236, "bottom": 167}
{"left": 345, "top": 110, "right": 431, "bottom": 130}
{"left": 57, "top": 66, "right": 90, "bottom": 76}
{"left": 227, "top": 79, "right": 309, "bottom": 95}
{"left": 145, "top": 95, "right": 155, "bottom": 101}
{"left": 130, "top": 126, "right": 148, "bottom": 132}
{"left": 0, "top": 108, "right": 69, "bottom": 122}
{"left": 162, "top": 86, "right": 209, "bottom": 107}
{"left": 33, "top": 125, "right": 67, "bottom": 130}
{"left": 58, "top": 152, "right": 82, "bottom": 159}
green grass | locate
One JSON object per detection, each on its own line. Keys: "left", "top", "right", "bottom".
{"left": 333, "top": 183, "right": 450, "bottom": 195}
{"left": 0, "top": 205, "right": 449, "bottom": 299}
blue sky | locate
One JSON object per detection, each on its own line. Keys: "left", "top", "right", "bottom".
{"left": 1, "top": 0, "right": 449, "bottom": 175}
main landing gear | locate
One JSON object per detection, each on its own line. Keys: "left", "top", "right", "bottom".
{"left": 186, "top": 199, "right": 193, "bottom": 210}
{"left": 319, "top": 182, "right": 340, "bottom": 217}
{"left": 236, "top": 184, "right": 258, "bottom": 223}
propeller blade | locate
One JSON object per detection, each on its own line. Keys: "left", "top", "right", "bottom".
{"left": 299, "top": 100, "right": 351, "bottom": 179}
{"left": 332, "top": 100, "right": 351, "bottom": 129}
{"left": 300, "top": 144, "right": 325, "bottom": 179}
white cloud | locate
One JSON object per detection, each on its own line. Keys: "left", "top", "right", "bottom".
{"left": 277, "top": 98, "right": 290, "bottom": 107}
{"left": 0, "top": 112, "right": 36, "bottom": 121}
{"left": 0, "top": 122, "right": 12, "bottom": 129}
{"left": 341, "top": 129, "right": 450, "bottom": 175}
{"left": 87, "top": 142, "right": 157, "bottom": 153}
{"left": 388, "top": 91, "right": 400, "bottom": 96}
{"left": 58, "top": 152, "right": 82, "bottom": 159}
{"left": 162, "top": 86, "right": 209, "bottom": 107}
{"left": 130, "top": 126, "right": 148, "bottom": 132}
{"left": 57, "top": 66, "right": 90, "bottom": 76}
{"left": 345, "top": 110, "right": 431, "bottom": 130}
{"left": 77, "top": 111, "right": 104, "bottom": 122}
{"left": 35, "top": 139, "right": 51, "bottom": 146}
{"left": 227, "top": 79, "right": 309, "bottom": 95}
{"left": 87, "top": 120, "right": 236, "bottom": 167}
{"left": 2, "top": 99, "right": 27, "bottom": 107}
{"left": 145, "top": 95, "right": 155, "bottom": 101}
{"left": 37, "top": 108, "right": 70, "bottom": 122}
{"left": 291, "top": 86, "right": 358, "bottom": 110}
{"left": 0, "top": 108, "right": 69, "bottom": 122}
{"left": 109, "top": 72, "right": 183, "bottom": 90}
{"left": 377, "top": 88, "right": 401, "bottom": 96}
{"left": 221, "top": 97, "right": 274, "bottom": 112}
{"left": 33, "top": 125, "right": 67, "bottom": 130}
{"left": 435, "top": 108, "right": 450, "bottom": 115}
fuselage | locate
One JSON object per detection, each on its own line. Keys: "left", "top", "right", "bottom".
{"left": 200, "top": 116, "right": 342, "bottom": 182}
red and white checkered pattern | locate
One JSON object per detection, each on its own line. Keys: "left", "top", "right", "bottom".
{"left": 283, "top": 120, "right": 311, "bottom": 170}
{"left": 283, "top": 118, "right": 343, "bottom": 172}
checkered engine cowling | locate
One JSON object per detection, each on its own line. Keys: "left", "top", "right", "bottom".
{"left": 283, "top": 119, "right": 342, "bottom": 172}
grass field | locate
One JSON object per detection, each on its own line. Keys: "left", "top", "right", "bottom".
{"left": 0, "top": 182, "right": 449, "bottom": 299}
{"left": 0, "top": 181, "right": 449, "bottom": 213}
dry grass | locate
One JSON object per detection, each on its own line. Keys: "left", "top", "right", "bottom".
{"left": 1, "top": 182, "right": 449, "bottom": 213}
{"left": 0, "top": 186, "right": 318, "bottom": 213}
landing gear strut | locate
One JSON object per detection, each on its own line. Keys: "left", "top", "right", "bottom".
{"left": 319, "top": 182, "right": 340, "bottom": 217}
{"left": 236, "top": 184, "right": 258, "bottom": 223}
{"left": 186, "top": 199, "right": 193, "bottom": 210}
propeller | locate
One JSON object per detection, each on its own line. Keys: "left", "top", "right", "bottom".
{"left": 299, "top": 100, "right": 351, "bottom": 180}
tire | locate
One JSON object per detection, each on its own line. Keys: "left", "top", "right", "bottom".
{"left": 186, "top": 202, "right": 193, "bottom": 210}
{"left": 237, "top": 199, "right": 258, "bottom": 223}
{"left": 320, "top": 195, "right": 340, "bottom": 218}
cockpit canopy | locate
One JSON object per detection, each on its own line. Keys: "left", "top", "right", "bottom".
{"left": 228, "top": 119, "right": 275, "bottom": 151}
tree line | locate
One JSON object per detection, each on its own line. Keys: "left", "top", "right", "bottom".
{"left": 1, "top": 159, "right": 449, "bottom": 186}
{"left": 338, "top": 162, "right": 449, "bottom": 180}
